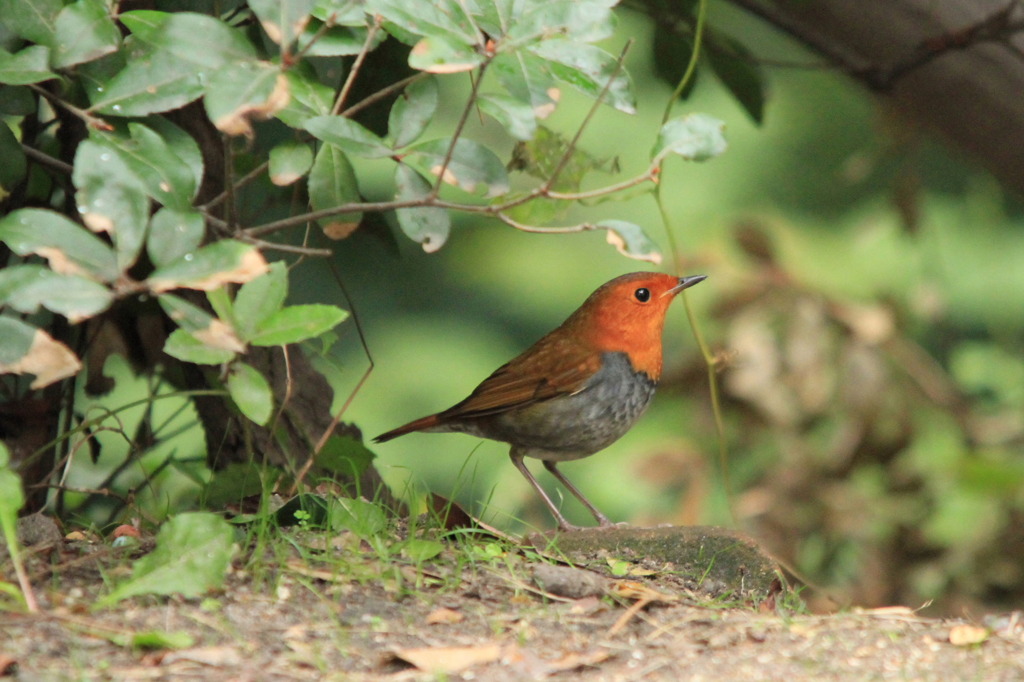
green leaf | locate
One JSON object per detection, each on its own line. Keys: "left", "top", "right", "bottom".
{"left": 491, "top": 51, "right": 558, "bottom": 119}
{"left": 147, "top": 208, "right": 204, "bottom": 268}
{"left": 95, "top": 513, "right": 235, "bottom": 608}
{"left": 272, "top": 493, "right": 329, "bottom": 527}
{"left": 104, "top": 123, "right": 198, "bottom": 209}
{"left": 408, "top": 34, "right": 483, "bottom": 73}
{"left": 52, "top": 0, "right": 121, "bottom": 68}
{"left": 0, "top": 265, "right": 114, "bottom": 322}
{"left": 305, "top": 115, "right": 393, "bottom": 159}
{"left": 706, "top": 34, "right": 766, "bottom": 125}
{"left": 149, "top": 118, "right": 204, "bottom": 187}
{"left": 72, "top": 139, "right": 149, "bottom": 270}
{"left": 0, "top": 0, "right": 62, "bottom": 45}
{"left": 159, "top": 295, "right": 244, "bottom": 357}
{"left": 125, "top": 631, "right": 195, "bottom": 650}
{"left": 328, "top": 496, "right": 386, "bottom": 538}
{"left": 308, "top": 144, "right": 363, "bottom": 237}
{"left": 0, "top": 121, "right": 26, "bottom": 197}
{"left": 388, "top": 76, "right": 438, "bottom": 148}
{"left": 249, "top": 0, "right": 316, "bottom": 47}
{"left": 0, "top": 208, "right": 119, "bottom": 282}
{"left": 372, "top": 0, "right": 480, "bottom": 46}
{"left": 148, "top": 241, "right": 268, "bottom": 293}
{"left": 407, "top": 137, "right": 509, "bottom": 197}
{"left": 275, "top": 66, "right": 332, "bottom": 127}
{"left": 596, "top": 220, "right": 662, "bottom": 264}
{"left": 204, "top": 61, "right": 289, "bottom": 137}
{"left": 477, "top": 93, "right": 536, "bottom": 140}
{"left": 0, "top": 316, "right": 81, "bottom": 388}
{"left": 249, "top": 304, "right": 348, "bottom": 346}
{"left": 0, "top": 45, "right": 57, "bottom": 85}
{"left": 530, "top": 41, "right": 635, "bottom": 114}
{"left": 227, "top": 362, "right": 273, "bottom": 425}
{"left": 119, "top": 11, "right": 257, "bottom": 67}
{"left": 233, "top": 262, "right": 288, "bottom": 340}
{"left": 205, "top": 462, "right": 278, "bottom": 509}
{"left": 394, "top": 164, "right": 450, "bottom": 253}
{"left": 316, "top": 435, "right": 375, "bottom": 478}
{"left": 89, "top": 46, "right": 206, "bottom": 116}
{"left": 269, "top": 140, "right": 314, "bottom": 186}
{"left": 91, "top": 11, "right": 258, "bottom": 116}
{"left": 0, "top": 317, "right": 40, "bottom": 365}
{"left": 295, "top": 20, "right": 381, "bottom": 57}
{"left": 163, "top": 328, "right": 237, "bottom": 365}
{"left": 502, "top": 0, "right": 617, "bottom": 47}
{"left": 161, "top": 292, "right": 247, "bottom": 356}
{"left": 402, "top": 538, "right": 444, "bottom": 562}
{"left": 652, "top": 113, "right": 728, "bottom": 163}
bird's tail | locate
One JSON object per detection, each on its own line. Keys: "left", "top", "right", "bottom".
{"left": 374, "top": 414, "right": 443, "bottom": 443}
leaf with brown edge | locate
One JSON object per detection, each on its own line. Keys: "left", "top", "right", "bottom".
{"left": 206, "top": 64, "right": 290, "bottom": 138}
{"left": 308, "top": 145, "right": 363, "bottom": 237}
{"left": 0, "top": 317, "right": 81, "bottom": 389}
{"left": 148, "top": 241, "right": 268, "bottom": 293}
{"left": 599, "top": 220, "right": 662, "bottom": 265}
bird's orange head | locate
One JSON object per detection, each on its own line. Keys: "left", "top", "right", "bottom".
{"left": 561, "top": 272, "right": 706, "bottom": 380}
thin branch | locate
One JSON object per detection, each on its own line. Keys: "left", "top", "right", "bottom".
{"left": 20, "top": 144, "right": 74, "bottom": 174}
{"left": 30, "top": 84, "right": 113, "bottom": 131}
{"left": 495, "top": 214, "right": 601, "bottom": 234}
{"left": 542, "top": 40, "right": 633, "bottom": 192}
{"left": 200, "top": 161, "right": 269, "bottom": 211}
{"left": 237, "top": 233, "right": 333, "bottom": 257}
{"left": 429, "top": 56, "right": 493, "bottom": 198}
{"left": 331, "top": 17, "right": 383, "bottom": 115}
{"left": 340, "top": 73, "right": 425, "bottom": 119}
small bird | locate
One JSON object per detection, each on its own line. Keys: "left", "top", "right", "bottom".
{"left": 375, "top": 272, "right": 707, "bottom": 531}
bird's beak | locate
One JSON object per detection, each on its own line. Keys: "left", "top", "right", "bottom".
{"left": 664, "top": 274, "right": 708, "bottom": 297}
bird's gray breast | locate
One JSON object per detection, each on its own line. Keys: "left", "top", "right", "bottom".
{"left": 490, "top": 351, "right": 657, "bottom": 461}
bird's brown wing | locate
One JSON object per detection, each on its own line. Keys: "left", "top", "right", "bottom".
{"left": 438, "top": 335, "right": 602, "bottom": 420}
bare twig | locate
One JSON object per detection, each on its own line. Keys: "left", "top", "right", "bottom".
{"left": 340, "top": 73, "right": 426, "bottom": 119}
{"left": 237, "top": 233, "right": 333, "bottom": 257}
{"left": 429, "top": 55, "right": 494, "bottom": 198}
{"left": 31, "top": 84, "right": 113, "bottom": 131}
{"left": 20, "top": 144, "right": 74, "bottom": 174}
{"left": 200, "top": 161, "right": 269, "bottom": 212}
{"left": 331, "top": 17, "right": 383, "bottom": 115}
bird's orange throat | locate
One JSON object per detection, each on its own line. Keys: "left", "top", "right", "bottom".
{"left": 583, "top": 319, "right": 665, "bottom": 381}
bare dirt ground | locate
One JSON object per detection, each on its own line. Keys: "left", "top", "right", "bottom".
{"left": 3, "top": 522, "right": 1024, "bottom": 681}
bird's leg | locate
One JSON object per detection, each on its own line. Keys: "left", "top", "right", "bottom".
{"left": 509, "top": 452, "right": 582, "bottom": 532}
{"left": 542, "top": 460, "right": 614, "bottom": 527}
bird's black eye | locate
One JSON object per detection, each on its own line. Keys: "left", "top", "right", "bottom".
{"left": 634, "top": 287, "right": 651, "bottom": 303}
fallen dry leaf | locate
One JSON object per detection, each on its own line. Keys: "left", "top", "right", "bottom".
{"left": 425, "top": 607, "right": 464, "bottom": 625}
{"left": 392, "top": 643, "right": 502, "bottom": 674}
{"left": 543, "top": 648, "right": 611, "bottom": 673}
{"left": 608, "top": 580, "right": 678, "bottom": 604}
{"left": 161, "top": 646, "right": 242, "bottom": 667}
{"left": 949, "top": 624, "right": 989, "bottom": 646}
